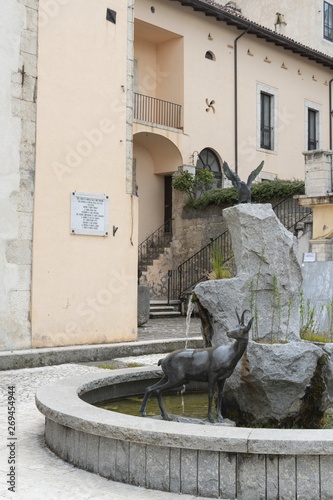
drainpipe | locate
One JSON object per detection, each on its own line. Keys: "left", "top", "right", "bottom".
{"left": 234, "top": 27, "right": 251, "bottom": 174}
{"left": 329, "top": 79, "right": 333, "bottom": 151}
{"left": 328, "top": 78, "right": 333, "bottom": 191}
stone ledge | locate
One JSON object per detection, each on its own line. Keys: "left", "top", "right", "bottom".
{"left": 0, "top": 337, "right": 202, "bottom": 370}
{"left": 36, "top": 367, "right": 333, "bottom": 499}
{"left": 297, "top": 194, "right": 333, "bottom": 206}
{"left": 36, "top": 367, "right": 333, "bottom": 456}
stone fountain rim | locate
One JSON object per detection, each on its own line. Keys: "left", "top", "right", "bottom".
{"left": 35, "top": 365, "right": 333, "bottom": 456}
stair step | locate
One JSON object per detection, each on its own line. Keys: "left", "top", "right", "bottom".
{"left": 150, "top": 300, "right": 181, "bottom": 306}
{"left": 150, "top": 305, "right": 176, "bottom": 312}
{"left": 149, "top": 310, "right": 182, "bottom": 319}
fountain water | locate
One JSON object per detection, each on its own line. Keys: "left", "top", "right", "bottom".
{"left": 184, "top": 298, "right": 195, "bottom": 349}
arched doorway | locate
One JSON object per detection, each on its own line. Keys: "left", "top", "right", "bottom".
{"left": 134, "top": 132, "right": 183, "bottom": 243}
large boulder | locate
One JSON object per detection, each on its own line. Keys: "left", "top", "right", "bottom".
{"left": 195, "top": 204, "right": 302, "bottom": 343}
{"left": 193, "top": 204, "right": 333, "bottom": 428}
{"left": 223, "top": 340, "right": 329, "bottom": 428}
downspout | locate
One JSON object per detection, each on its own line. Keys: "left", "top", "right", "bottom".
{"left": 234, "top": 27, "right": 251, "bottom": 174}
{"left": 329, "top": 78, "right": 333, "bottom": 151}
{"left": 329, "top": 79, "right": 333, "bottom": 191}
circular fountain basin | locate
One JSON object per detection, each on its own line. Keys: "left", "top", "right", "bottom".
{"left": 36, "top": 366, "right": 333, "bottom": 499}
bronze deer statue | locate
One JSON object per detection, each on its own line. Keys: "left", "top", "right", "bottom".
{"left": 140, "top": 310, "right": 253, "bottom": 423}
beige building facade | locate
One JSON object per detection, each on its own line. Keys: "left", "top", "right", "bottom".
{"left": 1, "top": 0, "right": 333, "bottom": 350}
{"left": 134, "top": 0, "right": 333, "bottom": 242}
{"left": 2, "top": 0, "right": 138, "bottom": 350}
{"left": 229, "top": 0, "right": 333, "bottom": 57}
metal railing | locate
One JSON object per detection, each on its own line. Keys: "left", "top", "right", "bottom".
{"left": 272, "top": 196, "right": 312, "bottom": 232}
{"left": 167, "top": 196, "right": 312, "bottom": 301}
{"left": 171, "top": 229, "right": 232, "bottom": 300}
{"left": 134, "top": 93, "right": 182, "bottom": 129}
{"left": 138, "top": 219, "right": 172, "bottom": 271}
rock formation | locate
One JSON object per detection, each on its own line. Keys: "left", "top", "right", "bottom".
{"left": 195, "top": 203, "right": 302, "bottom": 343}
{"left": 194, "top": 204, "right": 333, "bottom": 427}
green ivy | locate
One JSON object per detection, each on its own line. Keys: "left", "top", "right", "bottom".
{"left": 172, "top": 169, "right": 215, "bottom": 201}
{"left": 185, "top": 179, "right": 305, "bottom": 208}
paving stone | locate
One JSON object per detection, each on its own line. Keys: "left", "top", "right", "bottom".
{"left": 0, "top": 358, "right": 218, "bottom": 499}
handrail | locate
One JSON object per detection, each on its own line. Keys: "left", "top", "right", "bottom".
{"left": 272, "top": 196, "right": 312, "bottom": 232}
{"left": 169, "top": 196, "right": 312, "bottom": 300}
{"left": 134, "top": 93, "right": 182, "bottom": 129}
{"left": 138, "top": 219, "right": 172, "bottom": 270}
{"left": 176, "top": 230, "right": 231, "bottom": 298}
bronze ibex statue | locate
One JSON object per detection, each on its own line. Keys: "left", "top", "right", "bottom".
{"left": 140, "top": 310, "right": 253, "bottom": 423}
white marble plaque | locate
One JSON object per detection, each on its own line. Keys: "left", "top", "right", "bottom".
{"left": 70, "top": 192, "right": 109, "bottom": 236}
{"left": 303, "top": 252, "right": 316, "bottom": 262}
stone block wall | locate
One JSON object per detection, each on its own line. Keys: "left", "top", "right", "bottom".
{"left": 310, "top": 238, "right": 333, "bottom": 261}
{"left": 141, "top": 190, "right": 228, "bottom": 300}
{"left": 303, "top": 150, "right": 333, "bottom": 197}
{"left": 1, "top": 0, "right": 37, "bottom": 350}
{"left": 171, "top": 190, "right": 227, "bottom": 267}
{"left": 39, "top": 366, "right": 333, "bottom": 500}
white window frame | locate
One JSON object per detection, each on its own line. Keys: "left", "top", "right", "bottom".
{"left": 305, "top": 100, "right": 322, "bottom": 151}
{"left": 324, "top": 1, "right": 333, "bottom": 42}
{"left": 256, "top": 83, "right": 278, "bottom": 154}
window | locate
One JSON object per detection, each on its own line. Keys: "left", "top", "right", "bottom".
{"left": 196, "top": 148, "right": 222, "bottom": 188}
{"left": 205, "top": 51, "right": 215, "bottom": 61}
{"left": 324, "top": 1, "right": 333, "bottom": 42}
{"left": 305, "top": 100, "right": 321, "bottom": 151}
{"left": 257, "top": 83, "right": 278, "bottom": 153}
{"left": 260, "top": 92, "right": 273, "bottom": 150}
{"left": 308, "top": 109, "right": 318, "bottom": 150}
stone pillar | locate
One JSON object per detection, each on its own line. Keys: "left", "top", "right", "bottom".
{"left": 303, "top": 150, "right": 333, "bottom": 196}
{"left": 137, "top": 285, "right": 150, "bottom": 326}
{"left": 309, "top": 239, "right": 333, "bottom": 261}
{"left": 0, "top": 1, "right": 37, "bottom": 350}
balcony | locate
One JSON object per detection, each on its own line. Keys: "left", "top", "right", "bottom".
{"left": 134, "top": 93, "right": 182, "bottom": 130}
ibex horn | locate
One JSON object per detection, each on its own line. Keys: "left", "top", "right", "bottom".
{"left": 235, "top": 308, "right": 240, "bottom": 323}
{"left": 241, "top": 309, "right": 251, "bottom": 324}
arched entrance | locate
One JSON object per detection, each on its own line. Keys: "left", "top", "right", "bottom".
{"left": 134, "top": 132, "right": 183, "bottom": 243}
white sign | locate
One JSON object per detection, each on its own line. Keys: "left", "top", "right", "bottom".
{"left": 303, "top": 252, "right": 316, "bottom": 262}
{"left": 71, "top": 192, "right": 109, "bottom": 236}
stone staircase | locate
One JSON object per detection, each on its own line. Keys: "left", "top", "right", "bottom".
{"left": 149, "top": 300, "right": 181, "bottom": 319}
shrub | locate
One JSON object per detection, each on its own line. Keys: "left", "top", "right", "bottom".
{"left": 172, "top": 169, "right": 215, "bottom": 202}
{"left": 186, "top": 179, "right": 305, "bottom": 208}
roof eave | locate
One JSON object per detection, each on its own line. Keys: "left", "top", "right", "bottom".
{"left": 168, "top": 0, "right": 333, "bottom": 70}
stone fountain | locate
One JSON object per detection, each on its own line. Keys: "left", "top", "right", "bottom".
{"left": 194, "top": 203, "right": 333, "bottom": 427}
{"left": 35, "top": 203, "right": 333, "bottom": 499}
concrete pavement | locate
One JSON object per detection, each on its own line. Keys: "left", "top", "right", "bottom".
{"left": 0, "top": 316, "right": 215, "bottom": 500}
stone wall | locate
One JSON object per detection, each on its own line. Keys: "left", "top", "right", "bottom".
{"left": 171, "top": 190, "right": 227, "bottom": 267}
{"left": 141, "top": 190, "right": 228, "bottom": 300}
{"left": 0, "top": 0, "right": 37, "bottom": 350}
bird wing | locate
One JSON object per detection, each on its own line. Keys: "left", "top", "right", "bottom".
{"left": 222, "top": 161, "right": 241, "bottom": 189}
{"left": 246, "top": 161, "right": 264, "bottom": 187}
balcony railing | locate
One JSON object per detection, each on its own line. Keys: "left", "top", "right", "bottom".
{"left": 134, "top": 93, "right": 182, "bottom": 130}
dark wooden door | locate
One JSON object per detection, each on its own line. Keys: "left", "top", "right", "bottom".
{"left": 164, "top": 176, "right": 172, "bottom": 233}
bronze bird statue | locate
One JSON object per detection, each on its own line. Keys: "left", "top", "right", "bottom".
{"left": 222, "top": 160, "right": 264, "bottom": 203}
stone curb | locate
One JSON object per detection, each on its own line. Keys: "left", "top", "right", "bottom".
{"left": 0, "top": 337, "right": 202, "bottom": 371}
{"left": 36, "top": 366, "right": 333, "bottom": 455}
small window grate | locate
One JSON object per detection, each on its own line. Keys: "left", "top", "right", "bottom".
{"left": 106, "top": 8, "right": 117, "bottom": 24}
